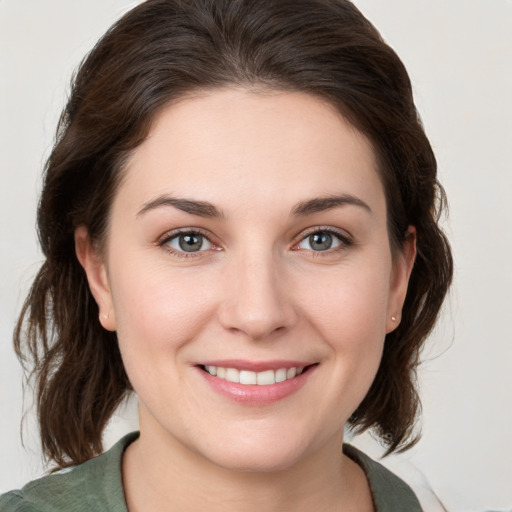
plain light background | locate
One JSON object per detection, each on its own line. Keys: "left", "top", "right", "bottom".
{"left": 1, "top": 1, "right": 511, "bottom": 511}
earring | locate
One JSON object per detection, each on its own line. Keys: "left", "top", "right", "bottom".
{"left": 391, "top": 316, "right": 397, "bottom": 321}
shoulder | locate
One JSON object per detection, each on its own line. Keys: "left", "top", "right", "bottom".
{"left": 0, "top": 491, "right": 32, "bottom": 512}
{"left": 0, "top": 432, "right": 138, "bottom": 512}
{"left": 343, "top": 444, "right": 424, "bottom": 512}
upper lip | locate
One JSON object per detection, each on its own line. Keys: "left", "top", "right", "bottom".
{"left": 196, "top": 359, "right": 316, "bottom": 372}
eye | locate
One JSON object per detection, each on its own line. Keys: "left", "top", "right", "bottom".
{"left": 296, "top": 229, "right": 347, "bottom": 252}
{"left": 165, "top": 231, "right": 213, "bottom": 253}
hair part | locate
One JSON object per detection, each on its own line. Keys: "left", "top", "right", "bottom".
{"left": 15, "top": 0, "right": 452, "bottom": 468}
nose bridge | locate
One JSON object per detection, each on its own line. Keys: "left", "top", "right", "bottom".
{"left": 219, "top": 244, "right": 296, "bottom": 340}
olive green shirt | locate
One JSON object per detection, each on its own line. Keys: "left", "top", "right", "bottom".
{"left": 0, "top": 433, "right": 423, "bottom": 511}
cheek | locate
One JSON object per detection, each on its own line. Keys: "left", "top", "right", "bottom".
{"left": 294, "top": 260, "right": 391, "bottom": 404}
{"left": 297, "top": 261, "right": 391, "bottom": 344}
{"left": 108, "top": 259, "right": 219, "bottom": 368}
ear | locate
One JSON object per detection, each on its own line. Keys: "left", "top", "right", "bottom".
{"left": 75, "top": 225, "right": 116, "bottom": 331}
{"left": 386, "top": 226, "right": 417, "bottom": 333}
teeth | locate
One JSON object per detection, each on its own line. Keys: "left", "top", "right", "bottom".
{"left": 275, "top": 368, "right": 287, "bottom": 383}
{"left": 225, "top": 368, "right": 239, "bottom": 383}
{"left": 239, "top": 370, "right": 257, "bottom": 385}
{"left": 257, "top": 370, "right": 275, "bottom": 385}
{"left": 204, "top": 365, "right": 307, "bottom": 385}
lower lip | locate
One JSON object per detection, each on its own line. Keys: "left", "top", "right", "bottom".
{"left": 197, "top": 366, "right": 316, "bottom": 404}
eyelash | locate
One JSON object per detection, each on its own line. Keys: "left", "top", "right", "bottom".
{"left": 157, "top": 228, "right": 218, "bottom": 259}
{"left": 157, "top": 227, "right": 353, "bottom": 259}
{"left": 293, "top": 227, "right": 353, "bottom": 257}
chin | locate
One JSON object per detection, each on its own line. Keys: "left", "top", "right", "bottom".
{"left": 206, "top": 444, "right": 308, "bottom": 473}
{"left": 193, "top": 425, "right": 323, "bottom": 474}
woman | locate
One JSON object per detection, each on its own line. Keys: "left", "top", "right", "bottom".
{"left": 0, "top": 0, "right": 452, "bottom": 510}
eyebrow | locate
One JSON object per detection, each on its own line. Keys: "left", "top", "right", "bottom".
{"left": 292, "top": 194, "right": 372, "bottom": 216}
{"left": 137, "top": 193, "right": 371, "bottom": 219}
{"left": 137, "top": 196, "right": 224, "bottom": 218}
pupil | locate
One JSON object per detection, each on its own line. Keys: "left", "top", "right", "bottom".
{"left": 179, "top": 234, "right": 202, "bottom": 252}
{"left": 310, "top": 232, "right": 332, "bottom": 251}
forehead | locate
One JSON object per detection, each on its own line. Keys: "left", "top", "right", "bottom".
{"left": 119, "top": 88, "right": 385, "bottom": 216}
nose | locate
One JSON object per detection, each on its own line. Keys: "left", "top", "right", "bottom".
{"left": 217, "top": 252, "right": 298, "bottom": 341}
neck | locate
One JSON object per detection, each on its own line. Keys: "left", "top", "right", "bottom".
{"left": 122, "top": 423, "right": 373, "bottom": 512}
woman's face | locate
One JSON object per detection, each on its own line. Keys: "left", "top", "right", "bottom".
{"left": 79, "top": 88, "right": 414, "bottom": 472}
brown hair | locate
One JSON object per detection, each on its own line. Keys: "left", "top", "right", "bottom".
{"left": 15, "top": 0, "right": 452, "bottom": 468}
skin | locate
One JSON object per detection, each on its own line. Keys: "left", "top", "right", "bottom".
{"left": 76, "top": 88, "right": 416, "bottom": 512}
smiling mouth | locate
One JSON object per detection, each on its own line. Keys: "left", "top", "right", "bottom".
{"left": 199, "top": 364, "right": 316, "bottom": 386}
